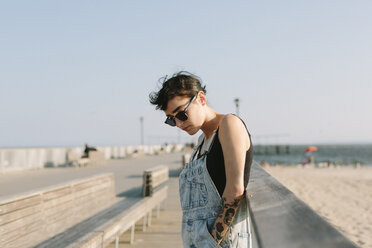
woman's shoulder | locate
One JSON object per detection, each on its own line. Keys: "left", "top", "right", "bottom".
{"left": 219, "top": 114, "right": 245, "bottom": 130}
{"left": 218, "top": 114, "right": 250, "bottom": 149}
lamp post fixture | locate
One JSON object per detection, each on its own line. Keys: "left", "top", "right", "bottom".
{"left": 140, "top": 116, "right": 144, "bottom": 145}
{"left": 234, "top": 98, "right": 240, "bottom": 117}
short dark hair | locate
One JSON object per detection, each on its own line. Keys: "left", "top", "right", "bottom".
{"left": 149, "top": 71, "right": 207, "bottom": 110}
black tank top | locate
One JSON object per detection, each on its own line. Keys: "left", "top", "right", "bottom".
{"left": 197, "top": 118, "right": 253, "bottom": 196}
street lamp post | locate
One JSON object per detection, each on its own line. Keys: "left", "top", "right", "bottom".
{"left": 140, "top": 116, "right": 144, "bottom": 145}
{"left": 234, "top": 98, "right": 240, "bottom": 117}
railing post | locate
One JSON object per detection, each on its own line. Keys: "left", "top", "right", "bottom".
{"left": 157, "top": 203, "right": 160, "bottom": 217}
{"left": 143, "top": 214, "right": 147, "bottom": 231}
{"left": 115, "top": 236, "right": 119, "bottom": 248}
{"left": 148, "top": 210, "right": 152, "bottom": 226}
{"left": 130, "top": 224, "right": 135, "bottom": 244}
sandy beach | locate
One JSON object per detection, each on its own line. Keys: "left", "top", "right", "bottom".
{"left": 265, "top": 166, "right": 372, "bottom": 248}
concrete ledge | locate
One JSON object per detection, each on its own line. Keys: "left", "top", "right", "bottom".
{"left": 0, "top": 144, "right": 185, "bottom": 173}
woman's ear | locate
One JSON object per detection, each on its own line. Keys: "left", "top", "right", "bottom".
{"left": 197, "top": 91, "right": 207, "bottom": 106}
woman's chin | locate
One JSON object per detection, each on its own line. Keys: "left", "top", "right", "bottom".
{"left": 186, "top": 128, "right": 199, "bottom": 136}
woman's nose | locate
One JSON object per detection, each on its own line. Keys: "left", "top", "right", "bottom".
{"left": 175, "top": 118, "right": 184, "bottom": 128}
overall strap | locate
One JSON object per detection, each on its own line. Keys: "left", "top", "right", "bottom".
{"left": 196, "top": 128, "right": 219, "bottom": 159}
{"left": 190, "top": 133, "right": 205, "bottom": 161}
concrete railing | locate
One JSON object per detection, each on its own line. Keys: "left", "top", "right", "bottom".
{"left": 0, "top": 144, "right": 185, "bottom": 173}
{"left": 247, "top": 161, "right": 358, "bottom": 248}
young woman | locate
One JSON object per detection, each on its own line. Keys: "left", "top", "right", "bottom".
{"left": 149, "top": 72, "right": 253, "bottom": 248}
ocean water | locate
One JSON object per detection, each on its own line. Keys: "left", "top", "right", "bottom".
{"left": 253, "top": 144, "right": 372, "bottom": 166}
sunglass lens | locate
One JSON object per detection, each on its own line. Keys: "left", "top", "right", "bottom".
{"left": 175, "top": 112, "right": 188, "bottom": 121}
{"left": 165, "top": 118, "right": 176, "bottom": 126}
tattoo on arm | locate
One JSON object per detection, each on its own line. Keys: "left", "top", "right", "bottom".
{"left": 211, "top": 195, "right": 243, "bottom": 244}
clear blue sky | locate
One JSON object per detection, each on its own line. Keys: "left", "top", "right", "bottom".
{"left": 1, "top": 1, "right": 371, "bottom": 147}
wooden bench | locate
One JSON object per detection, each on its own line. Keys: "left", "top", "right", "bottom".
{"left": 66, "top": 151, "right": 89, "bottom": 167}
{"left": 29, "top": 166, "right": 169, "bottom": 248}
{"left": 142, "top": 166, "right": 169, "bottom": 197}
{"left": 67, "top": 165, "right": 169, "bottom": 248}
{"left": 0, "top": 174, "right": 116, "bottom": 248}
{"left": 66, "top": 150, "right": 105, "bottom": 167}
{"left": 247, "top": 161, "right": 358, "bottom": 248}
{"left": 86, "top": 151, "right": 106, "bottom": 166}
{"left": 60, "top": 186, "right": 168, "bottom": 248}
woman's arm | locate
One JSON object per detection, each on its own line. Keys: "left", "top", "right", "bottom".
{"left": 211, "top": 114, "right": 250, "bottom": 244}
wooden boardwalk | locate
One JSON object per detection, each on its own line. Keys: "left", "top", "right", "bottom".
{"left": 108, "top": 177, "right": 183, "bottom": 248}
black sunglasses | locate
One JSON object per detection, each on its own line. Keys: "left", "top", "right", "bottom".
{"left": 165, "top": 95, "right": 196, "bottom": 126}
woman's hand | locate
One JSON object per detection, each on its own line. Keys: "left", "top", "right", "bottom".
{"left": 211, "top": 195, "right": 244, "bottom": 243}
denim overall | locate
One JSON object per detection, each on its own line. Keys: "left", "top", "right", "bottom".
{"left": 179, "top": 134, "right": 252, "bottom": 248}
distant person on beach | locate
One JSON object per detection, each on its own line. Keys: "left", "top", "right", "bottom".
{"left": 260, "top": 160, "right": 270, "bottom": 168}
{"left": 303, "top": 151, "right": 314, "bottom": 165}
{"left": 149, "top": 71, "right": 253, "bottom": 247}
{"left": 303, "top": 146, "right": 317, "bottom": 166}
{"left": 82, "top": 144, "right": 97, "bottom": 158}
